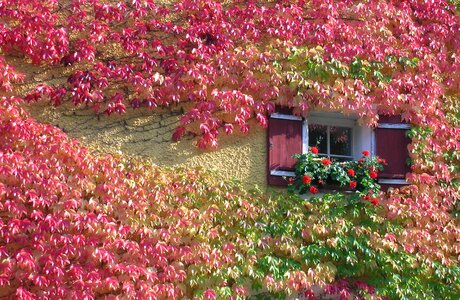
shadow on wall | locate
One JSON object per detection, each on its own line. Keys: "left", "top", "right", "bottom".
{"left": 25, "top": 102, "right": 267, "bottom": 188}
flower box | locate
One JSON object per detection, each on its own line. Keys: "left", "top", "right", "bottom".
{"left": 320, "top": 182, "right": 352, "bottom": 192}
{"left": 288, "top": 148, "right": 385, "bottom": 205}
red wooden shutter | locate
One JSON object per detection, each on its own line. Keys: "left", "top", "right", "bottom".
{"left": 267, "top": 112, "right": 304, "bottom": 186}
{"left": 375, "top": 115, "right": 411, "bottom": 189}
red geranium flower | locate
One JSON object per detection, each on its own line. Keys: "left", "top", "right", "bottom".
{"left": 310, "top": 147, "right": 319, "bottom": 154}
{"left": 321, "top": 158, "right": 331, "bottom": 166}
{"left": 377, "top": 158, "right": 387, "bottom": 165}
{"left": 309, "top": 186, "right": 318, "bottom": 194}
{"left": 302, "top": 175, "right": 312, "bottom": 184}
{"left": 362, "top": 150, "right": 370, "bottom": 157}
{"left": 288, "top": 177, "right": 295, "bottom": 185}
{"left": 349, "top": 181, "right": 357, "bottom": 189}
{"left": 371, "top": 198, "right": 379, "bottom": 205}
{"left": 347, "top": 169, "right": 355, "bottom": 177}
{"left": 370, "top": 170, "right": 378, "bottom": 179}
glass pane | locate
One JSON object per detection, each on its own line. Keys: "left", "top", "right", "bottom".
{"left": 330, "top": 126, "right": 352, "bottom": 156}
{"left": 308, "top": 124, "right": 327, "bottom": 154}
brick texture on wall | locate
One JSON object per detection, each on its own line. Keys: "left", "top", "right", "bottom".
{"left": 25, "top": 102, "right": 268, "bottom": 188}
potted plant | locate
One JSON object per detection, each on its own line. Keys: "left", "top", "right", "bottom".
{"left": 288, "top": 148, "right": 386, "bottom": 204}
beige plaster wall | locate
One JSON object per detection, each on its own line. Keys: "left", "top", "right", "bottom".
{"left": 25, "top": 102, "right": 268, "bottom": 188}
{"left": 3, "top": 0, "right": 269, "bottom": 189}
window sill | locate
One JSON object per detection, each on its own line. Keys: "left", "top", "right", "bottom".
{"left": 378, "top": 178, "right": 408, "bottom": 185}
{"left": 270, "top": 170, "right": 295, "bottom": 177}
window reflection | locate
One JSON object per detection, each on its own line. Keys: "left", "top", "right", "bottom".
{"left": 308, "top": 123, "right": 352, "bottom": 159}
{"left": 330, "top": 126, "right": 352, "bottom": 156}
{"left": 308, "top": 124, "right": 327, "bottom": 154}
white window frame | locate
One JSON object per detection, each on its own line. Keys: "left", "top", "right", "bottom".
{"left": 270, "top": 112, "right": 371, "bottom": 177}
{"left": 270, "top": 111, "right": 410, "bottom": 187}
{"left": 307, "top": 113, "right": 355, "bottom": 161}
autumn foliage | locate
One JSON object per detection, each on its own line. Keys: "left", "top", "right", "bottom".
{"left": 1, "top": 96, "right": 459, "bottom": 299}
{"left": 1, "top": 97, "right": 255, "bottom": 299}
{"left": 0, "top": 0, "right": 460, "bottom": 299}
{"left": 0, "top": 0, "right": 458, "bottom": 147}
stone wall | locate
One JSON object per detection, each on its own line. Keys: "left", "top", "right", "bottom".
{"left": 25, "top": 102, "right": 268, "bottom": 188}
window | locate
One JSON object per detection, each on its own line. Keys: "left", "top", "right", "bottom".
{"left": 307, "top": 112, "right": 357, "bottom": 161}
{"left": 309, "top": 124, "right": 353, "bottom": 161}
{"left": 267, "top": 109, "right": 410, "bottom": 189}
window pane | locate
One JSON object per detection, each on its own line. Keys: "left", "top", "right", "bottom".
{"left": 308, "top": 124, "right": 327, "bottom": 154}
{"left": 330, "top": 126, "right": 352, "bottom": 156}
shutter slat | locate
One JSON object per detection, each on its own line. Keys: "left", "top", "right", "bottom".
{"left": 268, "top": 116, "right": 303, "bottom": 186}
{"left": 376, "top": 128, "right": 411, "bottom": 178}
{"left": 376, "top": 115, "right": 411, "bottom": 190}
